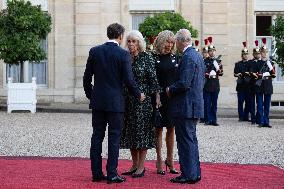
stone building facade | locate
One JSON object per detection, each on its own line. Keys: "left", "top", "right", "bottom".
{"left": 0, "top": 0, "right": 284, "bottom": 107}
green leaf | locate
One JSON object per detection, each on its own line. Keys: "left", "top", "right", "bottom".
{"left": 271, "top": 16, "right": 284, "bottom": 75}
{"left": 139, "top": 12, "right": 198, "bottom": 41}
{"left": 0, "top": 0, "right": 52, "bottom": 65}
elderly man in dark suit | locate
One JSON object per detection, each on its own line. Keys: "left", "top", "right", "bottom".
{"left": 166, "top": 29, "right": 204, "bottom": 184}
{"left": 83, "top": 23, "right": 145, "bottom": 184}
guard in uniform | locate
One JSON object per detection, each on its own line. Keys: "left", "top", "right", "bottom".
{"left": 234, "top": 42, "right": 251, "bottom": 122}
{"left": 250, "top": 38, "right": 276, "bottom": 128}
{"left": 204, "top": 37, "right": 223, "bottom": 126}
{"left": 248, "top": 40, "right": 261, "bottom": 124}
{"left": 200, "top": 39, "right": 209, "bottom": 123}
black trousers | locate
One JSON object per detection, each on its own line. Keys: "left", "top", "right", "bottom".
{"left": 90, "top": 110, "right": 124, "bottom": 179}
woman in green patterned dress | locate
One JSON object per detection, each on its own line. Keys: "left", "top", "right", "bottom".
{"left": 120, "top": 30, "right": 161, "bottom": 178}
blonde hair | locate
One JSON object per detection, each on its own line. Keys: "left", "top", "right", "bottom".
{"left": 154, "top": 30, "right": 175, "bottom": 54}
{"left": 125, "top": 30, "right": 146, "bottom": 52}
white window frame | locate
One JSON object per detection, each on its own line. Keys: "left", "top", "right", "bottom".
{"left": 255, "top": 14, "right": 284, "bottom": 83}
{"left": 129, "top": 0, "right": 174, "bottom": 12}
{"left": 5, "top": 39, "right": 48, "bottom": 86}
{"left": 131, "top": 13, "right": 152, "bottom": 30}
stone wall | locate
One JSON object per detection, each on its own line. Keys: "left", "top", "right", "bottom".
{"left": 0, "top": 0, "right": 283, "bottom": 107}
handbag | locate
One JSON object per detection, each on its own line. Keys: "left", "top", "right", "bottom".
{"left": 152, "top": 108, "right": 162, "bottom": 128}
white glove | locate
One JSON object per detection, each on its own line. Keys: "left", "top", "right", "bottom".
{"left": 262, "top": 72, "right": 271, "bottom": 77}
{"left": 209, "top": 70, "right": 217, "bottom": 77}
{"left": 213, "top": 60, "right": 220, "bottom": 71}
{"left": 266, "top": 60, "right": 273, "bottom": 71}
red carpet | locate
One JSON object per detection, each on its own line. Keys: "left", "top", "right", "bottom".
{"left": 0, "top": 157, "right": 283, "bottom": 189}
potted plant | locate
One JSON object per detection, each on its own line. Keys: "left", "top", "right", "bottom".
{"left": 0, "top": 0, "right": 52, "bottom": 113}
{"left": 139, "top": 12, "right": 198, "bottom": 50}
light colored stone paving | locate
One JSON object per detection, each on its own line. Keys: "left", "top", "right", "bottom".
{"left": 0, "top": 112, "right": 283, "bottom": 169}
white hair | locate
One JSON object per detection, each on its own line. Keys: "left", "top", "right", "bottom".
{"left": 125, "top": 30, "right": 146, "bottom": 52}
{"left": 175, "top": 29, "right": 192, "bottom": 43}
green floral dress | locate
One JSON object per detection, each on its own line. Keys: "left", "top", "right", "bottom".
{"left": 120, "top": 51, "right": 160, "bottom": 149}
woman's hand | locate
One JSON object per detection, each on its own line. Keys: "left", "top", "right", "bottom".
{"left": 155, "top": 92, "right": 162, "bottom": 108}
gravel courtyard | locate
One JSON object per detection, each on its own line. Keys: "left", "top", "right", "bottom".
{"left": 0, "top": 112, "right": 283, "bottom": 169}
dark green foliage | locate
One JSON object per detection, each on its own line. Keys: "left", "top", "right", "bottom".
{"left": 139, "top": 12, "right": 198, "bottom": 39}
{"left": 271, "top": 16, "right": 284, "bottom": 75}
{"left": 0, "top": 0, "right": 52, "bottom": 65}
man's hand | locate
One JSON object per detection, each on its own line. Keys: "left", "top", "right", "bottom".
{"left": 252, "top": 73, "right": 258, "bottom": 78}
{"left": 140, "top": 93, "right": 146, "bottom": 102}
{"left": 237, "top": 73, "right": 242, "bottom": 78}
{"left": 209, "top": 70, "right": 217, "bottom": 78}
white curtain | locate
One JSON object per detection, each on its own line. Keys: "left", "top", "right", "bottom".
{"left": 6, "top": 39, "right": 48, "bottom": 85}
{"left": 132, "top": 14, "right": 150, "bottom": 30}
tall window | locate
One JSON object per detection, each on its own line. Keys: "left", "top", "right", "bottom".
{"left": 256, "top": 16, "right": 271, "bottom": 36}
{"left": 256, "top": 15, "right": 284, "bottom": 82}
{"left": 6, "top": 39, "right": 48, "bottom": 85}
{"left": 132, "top": 14, "right": 151, "bottom": 30}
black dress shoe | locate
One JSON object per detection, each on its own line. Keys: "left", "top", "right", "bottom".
{"left": 92, "top": 175, "right": 107, "bottom": 182}
{"left": 211, "top": 122, "right": 219, "bottom": 126}
{"left": 263, "top": 124, "right": 272, "bottom": 128}
{"left": 204, "top": 121, "right": 211, "bottom": 125}
{"left": 257, "top": 124, "right": 263, "bottom": 128}
{"left": 170, "top": 175, "right": 201, "bottom": 184}
{"left": 121, "top": 168, "right": 137, "bottom": 175}
{"left": 132, "top": 169, "right": 145, "bottom": 178}
{"left": 157, "top": 170, "right": 166, "bottom": 175}
{"left": 107, "top": 175, "right": 126, "bottom": 184}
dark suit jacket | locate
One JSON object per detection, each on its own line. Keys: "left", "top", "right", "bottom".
{"left": 204, "top": 58, "right": 221, "bottom": 92}
{"left": 169, "top": 46, "right": 205, "bottom": 119}
{"left": 234, "top": 60, "right": 251, "bottom": 92}
{"left": 83, "top": 42, "right": 140, "bottom": 112}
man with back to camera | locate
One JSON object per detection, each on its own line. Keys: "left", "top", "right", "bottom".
{"left": 83, "top": 23, "right": 145, "bottom": 184}
{"left": 166, "top": 29, "right": 204, "bottom": 184}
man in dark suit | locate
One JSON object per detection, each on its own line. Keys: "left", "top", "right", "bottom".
{"left": 166, "top": 29, "right": 204, "bottom": 184}
{"left": 83, "top": 23, "right": 145, "bottom": 184}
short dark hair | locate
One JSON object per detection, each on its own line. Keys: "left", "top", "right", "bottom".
{"left": 107, "top": 23, "right": 125, "bottom": 39}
